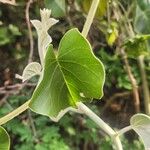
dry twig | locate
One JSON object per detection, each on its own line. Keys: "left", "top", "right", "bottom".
{"left": 120, "top": 49, "right": 140, "bottom": 113}
{"left": 0, "top": 0, "right": 16, "bottom": 5}
{"left": 101, "top": 91, "right": 131, "bottom": 113}
{"left": 25, "top": 0, "right": 34, "bottom": 63}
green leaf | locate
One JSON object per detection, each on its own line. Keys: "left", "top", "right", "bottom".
{"left": 83, "top": 0, "right": 107, "bottom": 18}
{"left": 106, "top": 26, "right": 118, "bottom": 46}
{"left": 29, "top": 28, "right": 105, "bottom": 119}
{"left": 134, "top": 0, "right": 150, "bottom": 34}
{"left": 130, "top": 113, "right": 150, "bottom": 150}
{"left": 0, "top": 126, "right": 10, "bottom": 150}
{"left": 123, "top": 35, "right": 150, "bottom": 58}
{"left": 44, "top": 0, "right": 66, "bottom": 18}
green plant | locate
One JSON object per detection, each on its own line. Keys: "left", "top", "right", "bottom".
{"left": 1, "top": 1, "right": 150, "bottom": 150}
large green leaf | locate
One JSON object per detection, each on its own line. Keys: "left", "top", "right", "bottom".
{"left": 44, "top": 0, "right": 66, "bottom": 18}
{"left": 0, "top": 126, "right": 10, "bottom": 150}
{"left": 130, "top": 114, "right": 150, "bottom": 150}
{"left": 29, "top": 28, "right": 105, "bottom": 119}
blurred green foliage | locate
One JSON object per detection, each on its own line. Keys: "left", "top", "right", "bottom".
{"left": 0, "top": 24, "right": 21, "bottom": 46}
{"left": 0, "top": 93, "right": 145, "bottom": 150}
{"left": 134, "top": 0, "right": 150, "bottom": 34}
{"left": 44, "top": 0, "right": 66, "bottom": 18}
{"left": 82, "top": 0, "right": 107, "bottom": 18}
{"left": 123, "top": 35, "right": 150, "bottom": 58}
{"left": 0, "top": 0, "right": 149, "bottom": 149}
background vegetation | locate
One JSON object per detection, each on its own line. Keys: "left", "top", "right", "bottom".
{"left": 0, "top": 0, "right": 150, "bottom": 149}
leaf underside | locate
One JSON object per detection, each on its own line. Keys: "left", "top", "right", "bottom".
{"left": 130, "top": 113, "right": 150, "bottom": 149}
{"left": 22, "top": 62, "right": 41, "bottom": 82}
{"left": 29, "top": 28, "right": 105, "bottom": 118}
{"left": 0, "top": 126, "right": 10, "bottom": 150}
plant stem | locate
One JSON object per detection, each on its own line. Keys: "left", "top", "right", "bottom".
{"left": 81, "top": 1, "right": 123, "bottom": 149}
{"left": 0, "top": 100, "right": 30, "bottom": 125}
{"left": 26, "top": 0, "right": 34, "bottom": 64}
{"left": 138, "top": 55, "right": 150, "bottom": 115}
{"left": 120, "top": 49, "right": 140, "bottom": 113}
{"left": 116, "top": 126, "right": 132, "bottom": 136}
{"left": 82, "top": 0, "right": 100, "bottom": 37}
{"left": 77, "top": 102, "right": 123, "bottom": 150}
{"left": 128, "top": 22, "right": 150, "bottom": 115}
{"left": 114, "top": 2, "right": 140, "bottom": 113}
{"left": 117, "top": 1, "right": 150, "bottom": 114}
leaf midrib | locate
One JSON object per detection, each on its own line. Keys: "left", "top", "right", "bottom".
{"left": 56, "top": 58, "right": 77, "bottom": 106}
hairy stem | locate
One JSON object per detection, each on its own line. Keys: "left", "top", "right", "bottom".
{"left": 116, "top": 126, "right": 132, "bottom": 136}
{"left": 82, "top": 0, "right": 99, "bottom": 37}
{"left": 77, "top": 102, "right": 123, "bottom": 150}
{"left": 0, "top": 100, "right": 30, "bottom": 125}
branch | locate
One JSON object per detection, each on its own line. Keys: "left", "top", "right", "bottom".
{"left": 25, "top": 0, "right": 34, "bottom": 63}
{"left": 101, "top": 91, "right": 131, "bottom": 113}
{"left": 0, "top": 83, "right": 36, "bottom": 95}
{"left": 138, "top": 56, "right": 150, "bottom": 114}
{"left": 120, "top": 49, "right": 140, "bottom": 113}
{"left": 0, "top": 0, "right": 16, "bottom": 5}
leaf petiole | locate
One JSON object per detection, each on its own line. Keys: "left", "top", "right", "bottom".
{"left": 0, "top": 100, "right": 30, "bottom": 126}
{"left": 77, "top": 102, "right": 123, "bottom": 150}
{"left": 82, "top": 0, "right": 100, "bottom": 37}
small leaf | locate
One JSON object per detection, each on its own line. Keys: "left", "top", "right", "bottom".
{"left": 31, "top": 8, "right": 58, "bottom": 64}
{"left": 44, "top": 0, "right": 66, "bottom": 18}
{"left": 106, "top": 26, "right": 118, "bottom": 46}
{"left": 29, "top": 28, "right": 105, "bottom": 120}
{"left": 21, "top": 62, "right": 41, "bottom": 82}
{"left": 130, "top": 113, "right": 150, "bottom": 150}
{"left": 0, "top": 126, "right": 10, "bottom": 150}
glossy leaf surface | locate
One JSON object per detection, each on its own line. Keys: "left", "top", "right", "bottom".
{"left": 29, "top": 29, "right": 105, "bottom": 119}
{"left": 0, "top": 126, "right": 10, "bottom": 150}
{"left": 130, "top": 113, "right": 150, "bottom": 150}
